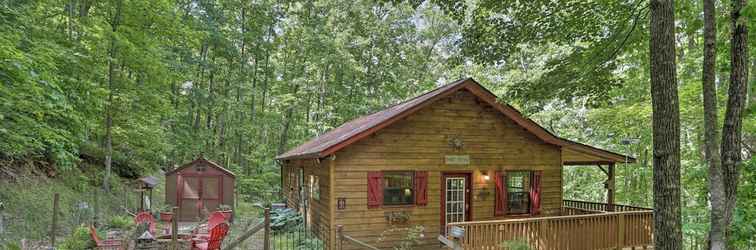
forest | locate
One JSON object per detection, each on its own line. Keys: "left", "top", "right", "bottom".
{"left": 0, "top": 0, "right": 754, "bottom": 249}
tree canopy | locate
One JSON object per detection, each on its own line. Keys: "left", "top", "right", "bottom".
{"left": 0, "top": 0, "right": 754, "bottom": 248}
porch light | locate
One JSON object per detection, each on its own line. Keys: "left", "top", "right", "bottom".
{"left": 483, "top": 173, "right": 490, "bottom": 181}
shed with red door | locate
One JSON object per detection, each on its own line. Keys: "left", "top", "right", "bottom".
{"left": 165, "top": 157, "right": 235, "bottom": 222}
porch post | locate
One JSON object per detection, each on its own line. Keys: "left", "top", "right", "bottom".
{"left": 607, "top": 163, "right": 615, "bottom": 212}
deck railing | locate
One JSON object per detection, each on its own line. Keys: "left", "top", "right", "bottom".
{"left": 446, "top": 210, "right": 653, "bottom": 250}
{"left": 563, "top": 199, "right": 652, "bottom": 212}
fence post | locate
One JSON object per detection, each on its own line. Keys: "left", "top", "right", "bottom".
{"left": 337, "top": 225, "right": 343, "bottom": 250}
{"left": 264, "top": 208, "right": 271, "bottom": 250}
{"left": 50, "top": 193, "right": 60, "bottom": 248}
{"left": 616, "top": 213, "right": 625, "bottom": 250}
{"left": 171, "top": 207, "right": 178, "bottom": 250}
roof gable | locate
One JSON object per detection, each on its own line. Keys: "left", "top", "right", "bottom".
{"left": 165, "top": 157, "right": 236, "bottom": 177}
{"left": 276, "top": 78, "right": 634, "bottom": 164}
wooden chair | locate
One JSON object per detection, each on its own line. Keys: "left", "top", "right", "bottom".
{"left": 191, "top": 222, "right": 229, "bottom": 250}
{"left": 192, "top": 211, "right": 227, "bottom": 239}
{"left": 134, "top": 211, "right": 157, "bottom": 234}
{"left": 88, "top": 226, "right": 123, "bottom": 250}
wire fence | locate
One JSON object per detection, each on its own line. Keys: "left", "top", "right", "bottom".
{"left": 270, "top": 221, "right": 325, "bottom": 250}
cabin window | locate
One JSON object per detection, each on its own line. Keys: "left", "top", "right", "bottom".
{"left": 383, "top": 172, "right": 414, "bottom": 205}
{"left": 507, "top": 171, "right": 531, "bottom": 214}
{"left": 310, "top": 175, "right": 320, "bottom": 201}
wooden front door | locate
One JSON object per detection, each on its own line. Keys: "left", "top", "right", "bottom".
{"left": 441, "top": 173, "right": 472, "bottom": 234}
{"left": 179, "top": 175, "right": 222, "bottom": 221}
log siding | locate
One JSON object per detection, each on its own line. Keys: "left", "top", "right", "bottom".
{"left": 330, "top": 91, "right": 562, "bottom": 249}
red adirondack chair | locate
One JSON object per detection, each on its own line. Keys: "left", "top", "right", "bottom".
{"left": 89, "top": 226, "right": 123, "bottom": 250}
{"left": 193, "top": 211, "right": 227, "bottom": 239}
{"left": 134, "top": 211, "right": 157, "bottom": 234}
{"left": 191, "top": 222, "right": 229, "bottom": 250}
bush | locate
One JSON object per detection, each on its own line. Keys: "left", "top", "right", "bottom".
{"left": 379, "top": 225, "right": 425, "bottom": 250}
{"left": 270, "top": 208, "right": 302, "bottom": 231}
{"left": 0, "top": 243, "right": 21, "bottom": 250}
{"left": 501, "top": 240, "right": 531, "bottom": 250}
{"left": 297, "top": 237, "right": 324, "bottom": 250}
{"left": 58, "top": 225, "right": 94, "bottom": 250}
{"left": 107, "top": 215, "right": 133, "bottom": 230}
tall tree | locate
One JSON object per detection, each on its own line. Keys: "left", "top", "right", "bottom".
{"left": 648, "top": 0, "right": 682, "bottom": 249}
{"left": 702, "top": 0, "right": 725, "bottom": 249}
{"left": 103, "top": 0, "right": 123, "bottom": 192}
{"left": 720, "top": 0, "right": 749, "bottom": 246}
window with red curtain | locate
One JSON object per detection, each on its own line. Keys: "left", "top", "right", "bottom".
{"left": 496, "top": 171, "right": 542, "bottom": 216}
{"left": 507, "top": 171, "right": 531, "bottom": 214}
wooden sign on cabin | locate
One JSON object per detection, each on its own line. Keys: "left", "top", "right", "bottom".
{"left": 445, "top": 155, "right": 470, "bottom": 165}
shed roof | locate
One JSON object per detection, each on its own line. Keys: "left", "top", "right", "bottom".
{"left": 138, "top": 176, "right": 160, "bottom": 188}
{"left": 276, "top": 78, "right": 635, "bottom": 165}
{"left": 165, "top": 157, "right": 236, "bottom": 177}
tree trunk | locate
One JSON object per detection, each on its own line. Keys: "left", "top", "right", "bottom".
{"left": 721, "top": 0, "right": 749, "bottom": 246}
{"left": 278, "top": 85, "right": 299, "bottom": 155}
{"left": 702, "top": 0, "right": 726, "bottom": 248}
{"left": 103, "top": 0, "right": 123, "bottom": 192}
{"left": 649, "top": 0, "right": 683, "bottom": 249}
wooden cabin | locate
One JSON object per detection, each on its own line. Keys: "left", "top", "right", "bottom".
{"left": 277, "top": 78, "right": 653, "bottom": 250}
{"left": 165, "top": 157, "right": 235, "bottom": 222}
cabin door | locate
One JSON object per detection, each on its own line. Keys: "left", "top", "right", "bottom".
{"left": 441, "top": 173, "right": 471, "bottom": 234}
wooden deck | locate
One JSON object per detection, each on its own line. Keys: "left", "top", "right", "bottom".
{"left": 443, "top": 200, "right": 653, "bottom": 250}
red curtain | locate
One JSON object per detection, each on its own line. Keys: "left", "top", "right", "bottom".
{"left": 494, "top": 171, "right": 507, "bottom": 216}
{"left": 414, "top": 171, "right": 428, "bottom": 205}
{"left": 367, "top": 172, "right": 383, "bottom": 208}
{"left": 530, "top": 171, "right": 543, "bottom": 215}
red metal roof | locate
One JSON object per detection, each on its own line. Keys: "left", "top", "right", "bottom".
{"left": 276, "top": 78, "right": 634, "bottom": 164}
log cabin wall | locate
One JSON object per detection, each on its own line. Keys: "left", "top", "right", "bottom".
{"left": 282, "top": 163, "right": 301, "bottom": 210}
{"left": 331, "top": 90, "right": 562, "bottom": 249}
{"left": 281, "top": 158, "right": 334, "bottom": 248}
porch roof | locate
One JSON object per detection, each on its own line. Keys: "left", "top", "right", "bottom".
{"left": 276, "top": 78, "right": 635, "bottom": 165}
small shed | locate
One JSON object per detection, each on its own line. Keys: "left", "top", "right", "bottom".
{"left": 165, "top": 157, "right": 235, "bottom": 222}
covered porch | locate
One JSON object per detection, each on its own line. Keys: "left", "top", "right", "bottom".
{"left": 441, "top": 142, "right": 652, "bottom": 250}
{"left": 444, "top": 200, "right": 653, "bottom": 249}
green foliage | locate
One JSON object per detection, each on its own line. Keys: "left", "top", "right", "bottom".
{"left": 379, "top": 225, "right": 425, "bottom": 250}
{"left": 500, "top": 239, "right": 532, "bottom": 250}
{"left": 1, "top": 0, "right": 754, "bottom": 248}
{"left": 270, "top": 208, "right": 303, "bottom": 232}
{"left": 58, "top": 225, "right": 94, "bottom": 250}
{"left": 0, "top": 169, "right": 140, "bottom": 244}
{"left": 106, "top": 216, "right": 133, "bottom": 230}
{"left": 296, "top": 237, "right": 324, "bottom": 250}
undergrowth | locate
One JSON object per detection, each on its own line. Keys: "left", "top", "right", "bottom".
{"left": 0, "top": 161, "right": 165, "bottom": 247}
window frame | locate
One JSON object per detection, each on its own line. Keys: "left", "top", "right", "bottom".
{"left": 382, "top": 171, "right": 415, "bottom": 206}
{"left": 506, "top": 171, "right": 532, "bottom": 215}
{"left": 310, "top": 175, "right": 320, "bottom": 201}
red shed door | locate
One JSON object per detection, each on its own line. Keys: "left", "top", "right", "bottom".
{"left": 179, "top": 175, "right": 222, "bottom": 221}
